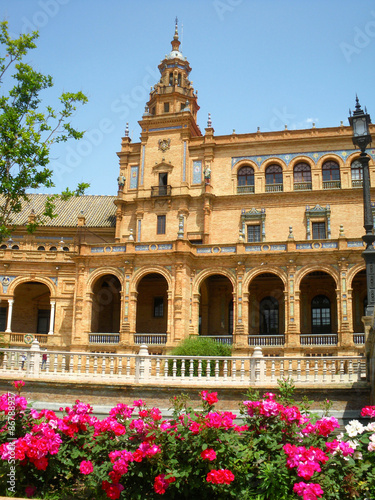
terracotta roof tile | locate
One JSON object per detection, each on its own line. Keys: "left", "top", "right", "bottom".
{"left": 5, "top": 194, "right": 117, "bottom": 228}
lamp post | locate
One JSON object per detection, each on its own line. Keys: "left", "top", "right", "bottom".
{"left": 349, "top": 97, "right": 374, "bottom": 316}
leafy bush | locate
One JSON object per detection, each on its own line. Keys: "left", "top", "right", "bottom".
{"left": 168, "top": 336, "right": 232, "bottom": 376}
{"left": 1, "top": 380, "right": 375, "bottom": 499}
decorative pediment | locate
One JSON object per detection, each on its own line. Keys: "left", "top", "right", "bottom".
{"left": 241, "top": 207, "right": 266, "bottom": 221}
{"left": 305, "top": 205, "right": 330, "bottom": 218}
{"left": 152, "top": 161, "right": 174, "bottom": 173}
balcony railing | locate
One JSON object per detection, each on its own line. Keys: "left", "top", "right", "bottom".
{"left": 351, "top": 179, "right": 363, "bottom": 188}
{"left": 10, "top": 333, "right": 48, "bottom": 344}
{"left": 300, "top": 334, "right": 338, "bottom": 346}
{"left": 294, "top": 182, "right": 312, "bottom": 191}
{"left": 237, "top": 185, "right": 254, "bottom": 194}
{"left": 151, "top": 185, "right": 172, "bottom": 197}
{"left": 353, "top": 334, "right": 365, "bottom": 345}
{"left": 89, "top": 334, "right": 120, "bottom": 344}
{"left": 323, "top": 180, "right": 341, "bottom": 189}
{"left": 199, "top": 335, "right": 233, "bottom": 345}
{"left": 134, "top": 334, "right": 167, "bottom": 345}
{"left": 248, "top": 335, "right": 285, "bottom": 346}
{"left": 265, "top": 183, "right": 283, "bottom": 193}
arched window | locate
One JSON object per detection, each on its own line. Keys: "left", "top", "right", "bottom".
{"left": 49, "top": 246, "right": 57, "bottom": 251}
{"left": 37, "top": 246, "right": 45, "bottom": 251}
{"left": 260, "top": 296, "right": 279, "bottom": 334}
{"left": 177, "top": 73, "right": 182, "bottom": 86}
{"left": 265, "top": 165, "right": 283, "bottom": 192}
{"left": 237, "top": 166, "right": 254, "bottom": 193}
{"left": 0, "top": 244, "right": 7, "bottom": 250}
{"left": 322, "top": 161, "right": 340, "bottom": 189}
{"left": 11, "top": 245, "right": 19, "bottom": 250}
{"left": 311, "top": 295, "right": 331, "bottom": 334}
{"left": 351, "top": 159, "right": 363, "bottom": 187}
{"left": 293, "top": 162, "right": 312, "bottom": 190}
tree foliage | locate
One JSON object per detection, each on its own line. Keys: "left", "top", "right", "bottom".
{"left": 0, "top": 21, "right": 89, "bottom": 241}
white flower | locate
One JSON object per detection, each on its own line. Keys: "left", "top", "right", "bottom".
{"left": 345, "top": 420, "right": 365, "bottom": 437}
{"left": 353, "top": 451, "right": 363, "bottom": 460}
{"left": 365, "top": 422, "right": 375, "bottom": 432}
{"left": 347, "top": 439, "right": 359, "bottom": 450}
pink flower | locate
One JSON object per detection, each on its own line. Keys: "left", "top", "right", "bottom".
{"left": 201, "top": 448, "right": 216, "bottom": 461}
{"left": 293, "top": 482, "right": 324, "bottom": 500}
{"left": 80, "top": 460, "right": 94, "bottom": 475}
{"left": 206, "top": 469, "right": 235, "bottom": 485}
{"left": 200, "top": 390, "right": 218, "bottom": 405}
{"left": 154, "top": 474, "right": 176, "bottom": 494}
{"left": 133, "top": 399, "right": 145, "bottom": 407}
{"left": 361, "top": 406, "right": 375, "bottom": 418}
{"left": 13, "top": 380, "right": 25, "bottom": 392}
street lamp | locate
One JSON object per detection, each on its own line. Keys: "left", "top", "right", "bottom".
{"left": 349, "top": 96, "right": 374, "bottom": 316}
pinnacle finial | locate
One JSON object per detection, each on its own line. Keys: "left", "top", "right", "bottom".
{"left": 125, "top": 123, "right": 129, "bottom": 137}
{"left": 207, "top": 113, "right": 212, "bottom": 128}
{"left": 174, "top": 16, "right": 179, "bottom": 39}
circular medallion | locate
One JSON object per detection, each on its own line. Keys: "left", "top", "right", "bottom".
{"left": 24, "top": 334, "right": 34, "bottom": 344}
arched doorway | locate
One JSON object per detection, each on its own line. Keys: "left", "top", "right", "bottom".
{"left": 351, "top": 269, "right": 366, "bottom": 332}
{"left": 91, "top": 275, "right": 121, "bottom": 333}
{"left": 136, "top": 273, "right": 168, "bottom": 334}
{"left": 12, "top": 282, "right": 51, "bottom": 334}
{"left": 199, "top": 274, "right": 233, "bottom": 336}
{"left": 248, "top": 273, "right": 285, "bottom": 335}
{"left": 299, "top": 271, "right": 337, "bottom": 334}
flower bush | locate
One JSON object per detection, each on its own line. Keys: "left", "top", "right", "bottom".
{"left": 0, "top": 381, "right": 374, "bottom": 499}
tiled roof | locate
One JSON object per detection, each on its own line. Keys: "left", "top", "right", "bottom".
{"left": 6, "top": 194, "right": 117, "bottom": 228}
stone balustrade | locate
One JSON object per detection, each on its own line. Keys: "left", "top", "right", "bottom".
{"left": 0, "top": 342, "right": 367, "bottom": 387}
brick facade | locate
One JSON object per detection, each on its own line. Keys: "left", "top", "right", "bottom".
{"left": 0, "top": 25, "right": 373, "bottom": 357}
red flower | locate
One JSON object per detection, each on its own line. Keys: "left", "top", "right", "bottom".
{"left": 154, "top": 474, "right": 176, "bottom": 494}
{"left": 25, "top": 486, "right": 37, "bottom": 498}
{"left": 206, "top": 469, "right": 235, "bottom": 485}
{"left": 201, "top": 390, "right": 219, "bottom": 405}
{"left": 201, "top": 448, "right": 216, "bottom": 461}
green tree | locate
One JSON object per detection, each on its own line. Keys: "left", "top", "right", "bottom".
{"left": 0, "top": 21, "right": 89, "bottom": 241}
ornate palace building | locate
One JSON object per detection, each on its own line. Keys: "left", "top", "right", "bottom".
{"left": 1, "top": 24, "right": 374, "bottom": 356}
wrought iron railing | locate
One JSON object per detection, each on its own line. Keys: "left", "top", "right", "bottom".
{"left": 265, "top": 183, "right": 283, "bottom": 192}
{"left": 300, "top": 334, "right": 338, "bottom": 346}
{"left": 294, "top": 182, "right": 312, "bottom": 191}
{"left": 151, "top": 185, "right": 172, "bottom": 197}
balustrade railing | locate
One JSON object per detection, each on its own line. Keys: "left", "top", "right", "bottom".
{"left": 300, "top": 334, "right": 338, "bottom": 346}
{"left": 351, "top": 179, "right": 363, "bottom": 188}
{"left": 237, "top": 185, "right": 254, "bottom": 194}
{"left": 265, "top": 183, "right": 283, "bottom": 192}
{"left": 353, "top": 334, "right": 365, "bottom": 345}
{"left": 0, "top": 346, "right": 366, "bottom": 386}
{"left": 134, "top": 334, "right": 167, "bottom": 345}
{"left": 89, "top": 334, "right": 120, "bottom": 344}
{"left": 10, "top": 334, "right": 48, "bottom": 344}
{"left": 248, "top": 335, "right": 285, "bottom": 346}
{"left": 199, "top": 336, "right": 233, "bottom": 345}
{"left": 294, "top": 182, "right": 312, "bottom": 191}
{"left": 323, "top": 180, "right": 341, "bottom": 189}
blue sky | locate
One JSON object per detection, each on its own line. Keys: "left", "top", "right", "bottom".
{"left": 2, "top": 0, "right": 375, "bottom": 195}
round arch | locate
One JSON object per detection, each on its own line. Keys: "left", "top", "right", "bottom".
{"left": 192, "top": 268, "right": 236, "bottom": 296}
{"left": 87, "top": 267, "right": 124, "bottom": 291}
{"left": 316, "top": 153, "right": 344, "bottom": 170}
{"left": 295, "top": 265, "right": 339, "bottom": 290}
{"left": 260, "top": 158, "right": 287, "bottom": 174}
{"left": 289, "top": 156, "right": 315, "bottom": 171}
{"left": 90, "top": 274, "right": 122, "bottom": 334}
{"left": 7, "top": 276, "right": 56, "bottom": 298}
{"left": 233, "top": 159, "right": 258, "bottom": 174}
{"left": 11, "top": 280, "right": 53, "bottom": 334}
{"left": 243, "top": 267, "right": 287, "bottom": 291}
{"left": 135, "top": 271, "right": 170, "bottom": 335}
{"left": 131, "top": 266, "right": 172, "bottom": 294}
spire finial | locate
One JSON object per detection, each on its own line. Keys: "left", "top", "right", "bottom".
{"left": 125, "top": 123, "right": 129, "bottom": 137}
{"left": 207, "top": 113, "right": 212, "bottom": 128}
{"left": 174, "top": 17, "right": 179, "bottom": 39}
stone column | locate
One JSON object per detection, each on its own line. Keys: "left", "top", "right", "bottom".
{"left": 5, "top": 299, "right": 13, "bottom": 333}
{"left": 48, "top": 301, "right": 56, "bottom": 335}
